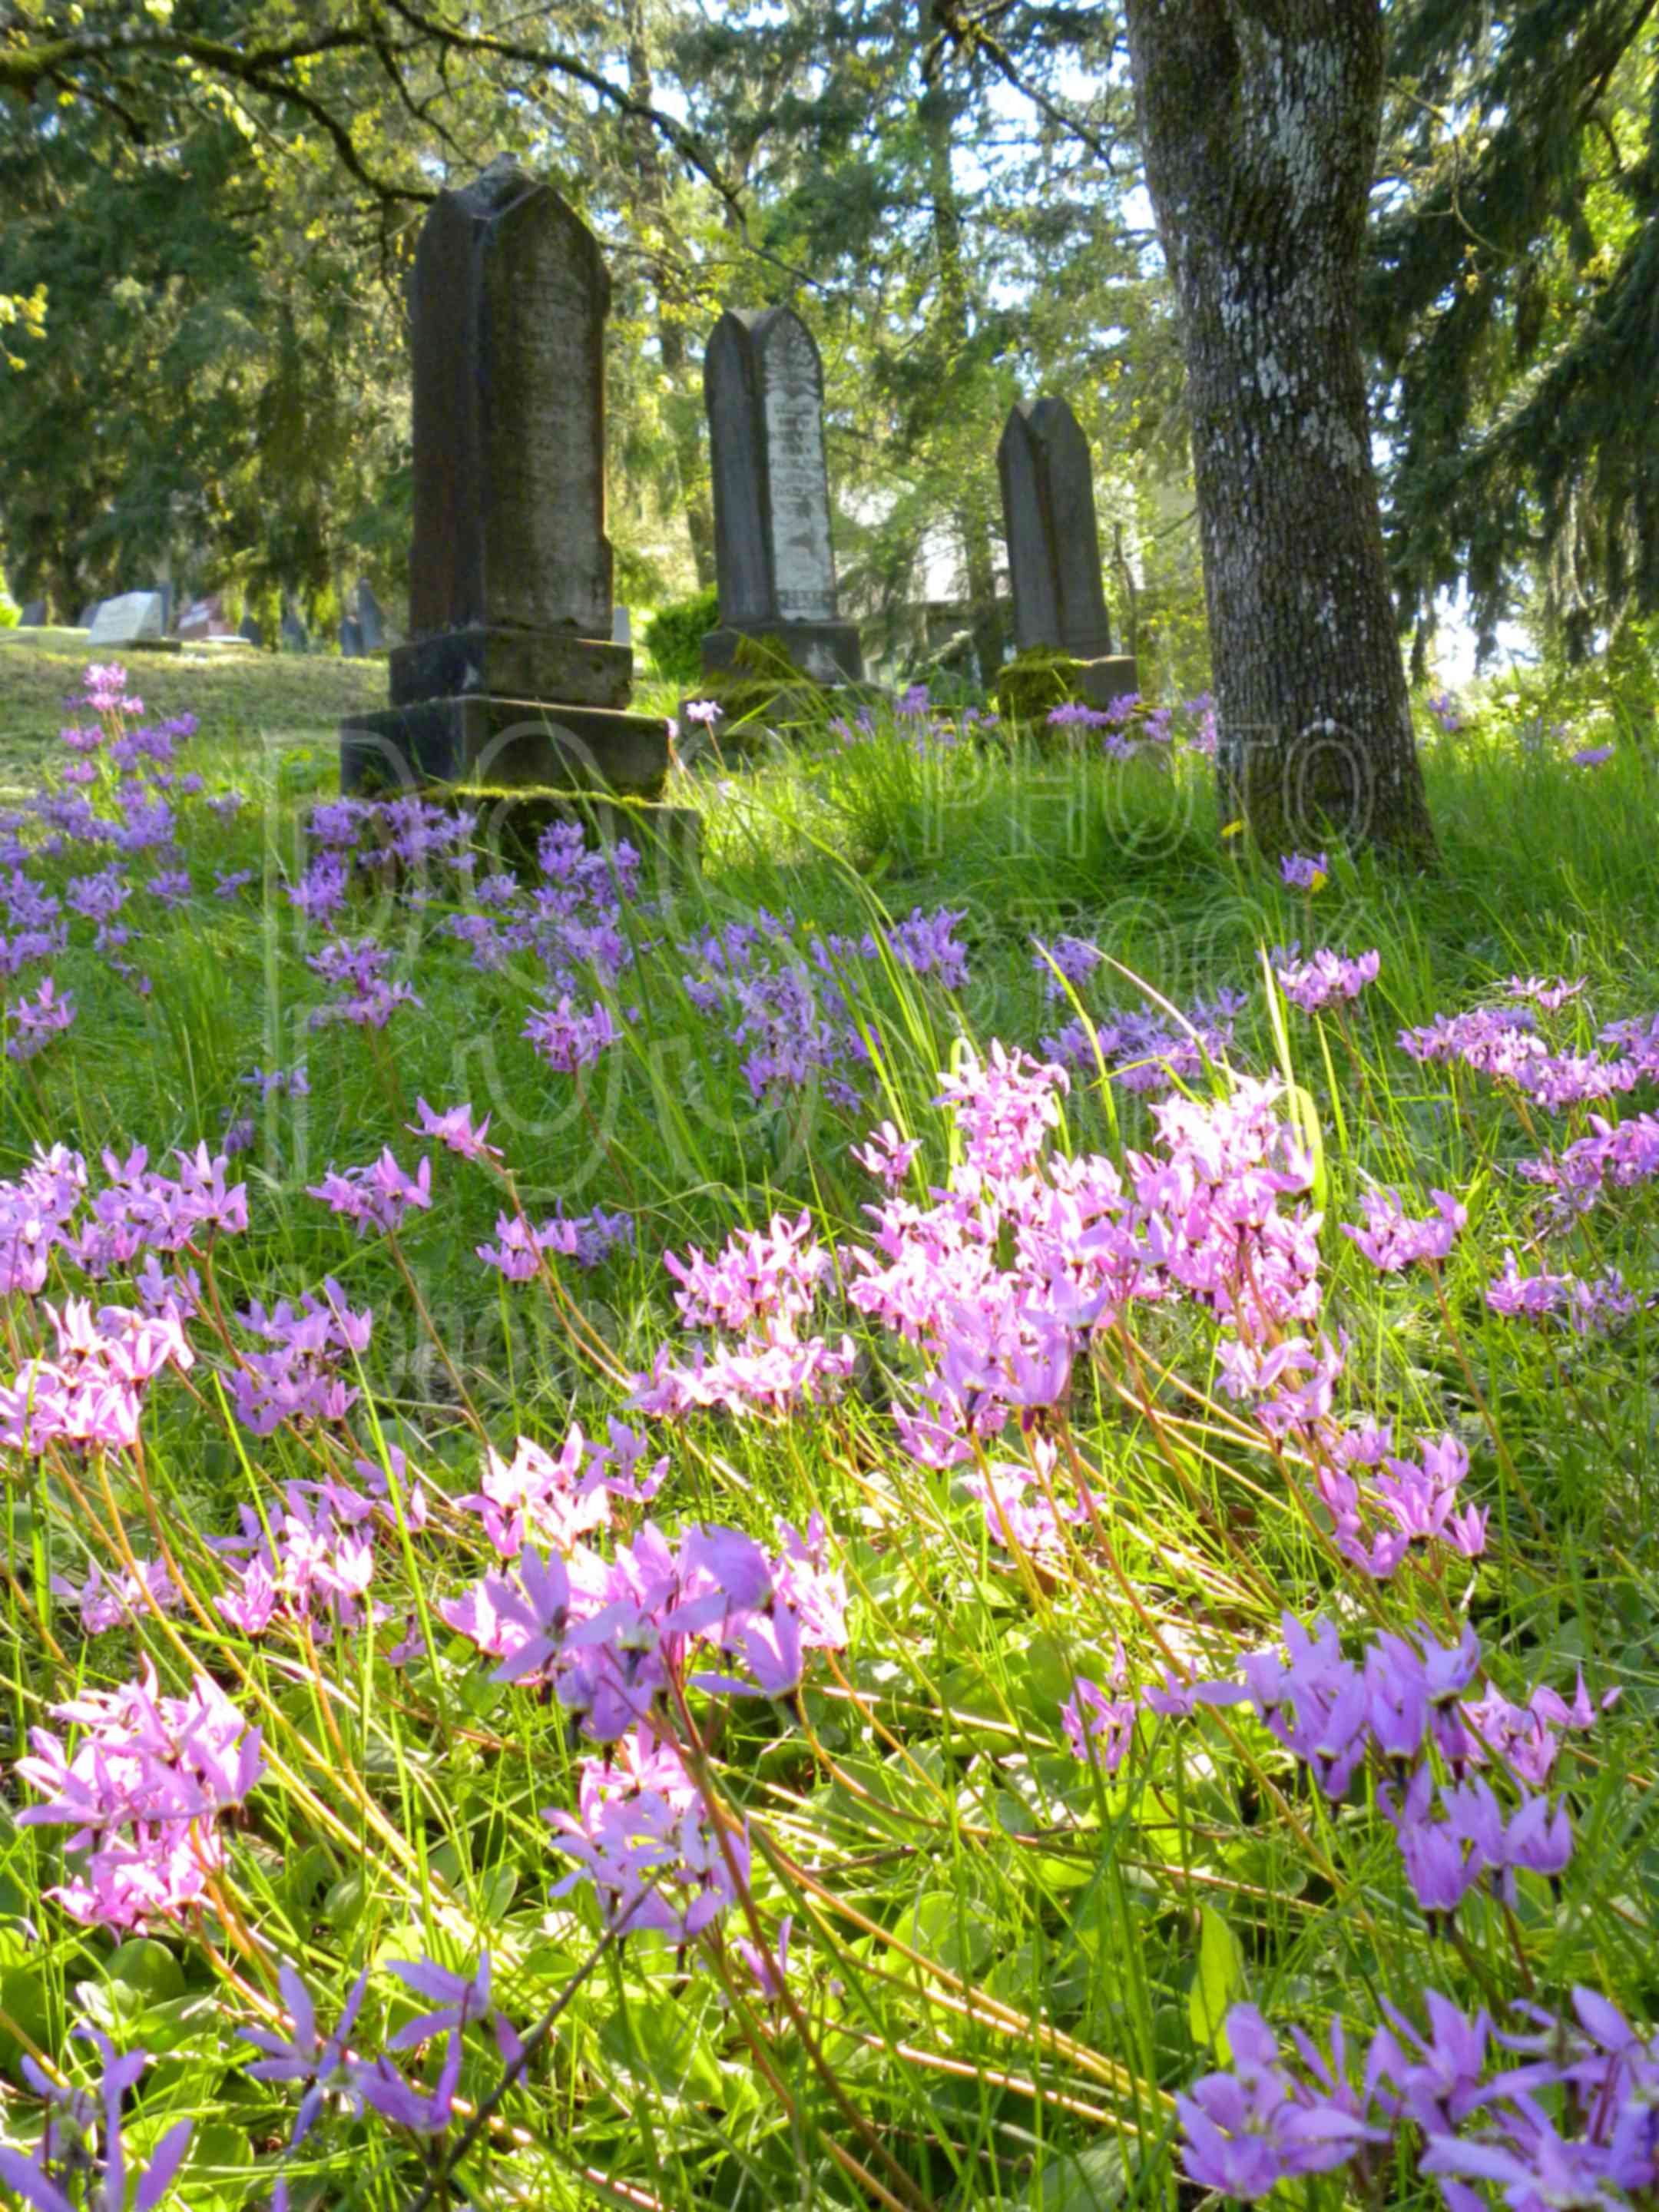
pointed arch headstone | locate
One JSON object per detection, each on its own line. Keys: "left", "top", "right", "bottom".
{"left": 701, "top": 306, "right": 863, "bottom": 685}
{"left": 998, "top": 398, "right": 1137, "bottom": 707}
{"left": 340, "top": 161, "right": 668, "bottom": 800}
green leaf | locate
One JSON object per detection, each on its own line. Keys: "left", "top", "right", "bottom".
{"left": 106, "top": 1939, "right": 185, "bottom": 2003}
{"left": 598, "top": 1996, "right": 723, "bottom": 2108}
{"left": 1031, "top": 2140, "right": 1129, "bottom": 2208}
{"left": 896, "top": 1890, "right": 995, "bottom": 1975}
{"left": 1187, "top": 1906, "right": 1246, "bottom": 2055}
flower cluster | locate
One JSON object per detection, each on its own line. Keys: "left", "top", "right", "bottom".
{"left": 633, "top": 1210, "right": 856, "bottom": 1419}
{"left": 522, "top": 992, "right": 619, "bottom": 1071}
{"left": 1485, "top": 1251, "right": 1638, "bottom": 1333}
{"left": 1043, "top": 988, "right": 1244, "bottom": 1092}
{"left": 306, "top": 936, "right": 422, "bottom": 1031}
{"left": 1273, "top": 944, "right": 1379, "bottom": 1013}
{"left": 454, "top": 1421, "right": 663, "bottom": 1557}
{"left": 211, "top": 1455, "right": 411, "bottom": 1641}
{"left": 228, "top": 1279, "right": 374, "bottom": 1436}
{"left": 475, "top": 1201, "right": 634, "bottom": 1277}
{"left": 1182, "top": 1985, "right": 1658, "bottom": 2207}
{"left": 1280, "top": 850, "right": 1330, "bottom": 891}
{"left": 1148, "top": 1613, "right": 1613, "bottom": 1926}
{"left": 16, "top": 1664, "right": 264, "bottom": 1929}
{"left": 1343, "top": 1185, "right": 1465, "bottom": 1271}
{"left": 306, "top": 1149, "right": 432, "bottom": 1237}
{"left": 443, "top": 1507, "right": 845, "bottom": 1941}
{"left": 0, "top": 1294, "right": 192, "bottom": 1453}
{"left": 0, "top": 2023, "right": 194, "bottom": 2212}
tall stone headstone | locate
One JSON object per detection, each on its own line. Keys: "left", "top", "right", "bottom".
{"left": 997, "top": 398, "right": 1136, "bottom": 709}
{"left": 88, "top": 593, "right": 164, "bottom": 647}
{"left": 238, "top": 614, "right": 264, "bottom": 648}
{"left": 18, "top": 600, "right": 45, "bottom": 627}
{"left": 356, "top": 581, "right": 386, "bottom": 653}
{"left": 700, "top": 307, "right": 863, "bottom": 686}
{"left": 341, "top": 160, "right": 667, "bottom": 800}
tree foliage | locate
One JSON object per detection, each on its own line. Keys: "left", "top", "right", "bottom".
{"left": 6, "top": 0, "right": 1647, "bottom": 691}
{"left": 1371, "top": 0, "right": 1659, "bottom": 661}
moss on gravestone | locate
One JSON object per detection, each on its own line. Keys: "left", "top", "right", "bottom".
{"left": 688, "top": 642, "right": 836, "bottom": 751}
{"left": 993, "top": 646, "right": 1087, "bottom": 731}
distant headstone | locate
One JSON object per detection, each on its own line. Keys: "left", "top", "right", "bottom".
{"left": 340, "top": 160, "right": 668, "bottom": 802}
{"left": 78, "top": 602, "right": 98, "bottom": 631}
{"left": 611, "top": 605, "right": 631, "bottom": 647}
{"left": 18, "top": 600, "right": 45, "bottom": 627}
{"left": 88, "top": 592, "right": 164, "bottom": 647}
{"left": 340, "top": 616, "right": 365, "bottom": 659}
{"left": 356, "top": 580, "right": 386, "bottom": 652}
{"left": 998, "top": 398, "right": 1136, "bottom": 708}
{"left": 700, "top": 306, "right": 863, "bottom": 686}
{"left": 281, "top": 604, "right": 309, "bottom": 653}
{"left": 238, "top": 614, "right": 264, "bottom": 648}
{"left": 155, "top": 582, "right": 172, "bottom": 633}
{"left": 177, "top": 592, "right": 230, "bottom": 641}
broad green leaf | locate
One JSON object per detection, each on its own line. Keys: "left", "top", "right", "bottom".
{"left": 1187, "top": 1906, "right": 1246, "bottom": 2054}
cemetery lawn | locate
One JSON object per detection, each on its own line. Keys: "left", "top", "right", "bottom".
{"left": 0, "top": 635, "right": 384, "bottom": 780}
{"left": 2, "top": 659, "right": 1658, "bottom": 2208}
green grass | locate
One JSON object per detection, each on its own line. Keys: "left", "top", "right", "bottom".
{"left": 0, "top": 637, "right": 385, "bottom": 782}
{"left": 0, "top": 664, "right": 1656, "bottom": 2210}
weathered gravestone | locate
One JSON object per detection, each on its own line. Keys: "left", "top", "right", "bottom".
{"left": 340, "top": 617, "right": 365, "bottom": 659}
{"left": 281, "top": 602, "right": 310, "bottom": 653}
{"left": 177, "top": 593, "right": 230, "bottom": 641}
{"left": 356, "top": 581, "right": 386, "bottom": 653}
{"left": 18, "top": 600, "right": 45, "bottom": 627}
{"left": 78, "top": 603, "right": 98, "bottom": 631}
{"left": 341, "top": 161, "right": 667, "bottom": 800}
{"left": 88, "top": 592, "right": 164, "bottom": 647}
{"left": 997, "top": 398, "right": 1136, "bottom": 710}
{"left": 700, "top": 307, "right": 863, "bottom": 687}
{"left": 238, "top": 614, "right": 264, "bottom": 648}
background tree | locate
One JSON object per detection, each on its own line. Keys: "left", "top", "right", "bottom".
{"left": 1369, "top": 0, "right": 1659, "bottom": 667}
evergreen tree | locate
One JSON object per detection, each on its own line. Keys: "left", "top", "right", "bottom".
{"left": 1370, "top": 0, "right": 1659, "bottom": 661}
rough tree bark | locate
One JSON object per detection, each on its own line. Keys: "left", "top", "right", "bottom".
{"left": 1121, "top": 0, "right": 1434, "bottom": 859}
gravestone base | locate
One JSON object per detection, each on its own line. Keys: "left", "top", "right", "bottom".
{"left": 701, "top": 619, "right": 864, "bottom": 687}
{"left": 315, "top": 789, "right": 701, "bottom": 886}
{"left": 995, "top": 648, "right": 1139, "bottom": 730}
{"left": 469, "top": 793, "right": 704, "bottom": 879}
{"left": 339, "top": 694, "right": 669, "bottom": 800}
{"left": 389, "top": 627, "right": 631, "bottom": 710}
{"left": 1078, "top": 654, "right": 1141, "bottom": 711}
{"left": 677, "top": 681, "right": 824, "bottom": 758}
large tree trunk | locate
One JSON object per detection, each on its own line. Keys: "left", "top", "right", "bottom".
{"left": 1122, "top": 0, "right": 1433, "bottom": 859}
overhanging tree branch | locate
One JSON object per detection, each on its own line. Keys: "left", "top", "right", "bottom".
{"left": 926, "top": 0, "right": 1123, "bottom": 169}
{"left": 2, "top": 4, "right": 746, "bottom": 215}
